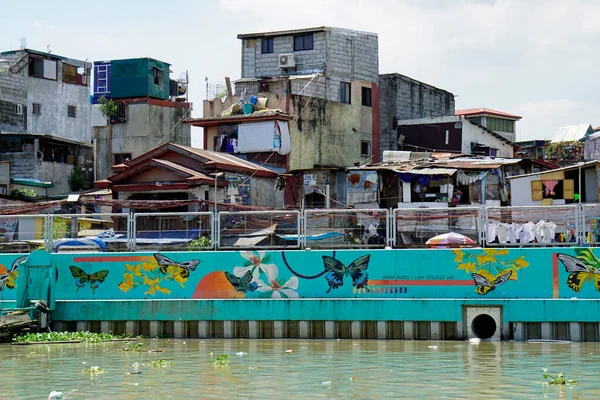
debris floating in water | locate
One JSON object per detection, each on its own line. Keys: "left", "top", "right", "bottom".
{"left": 428, "top": 345, "right": 438, "bottom": 349}
{"left": 285, "top": 349, "right": 293, "bottom": 353}
{"left": 235, "top": 352, "right": 247, "bottom": 356}
{"left": 48, "top": 391, "right": 63, "bottom": 399}
{"left": 321, "top": 381, "right": 331, "bottom": 385}
{"left": 469, "top": 338, "right": 481, "bottom": 344}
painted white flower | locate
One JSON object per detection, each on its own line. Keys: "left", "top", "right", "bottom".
{"left": 233, "top": 251, "right": 277, "bottom": 282}
{"left": 255, "top": 264, "right": 298, "bottom": 299}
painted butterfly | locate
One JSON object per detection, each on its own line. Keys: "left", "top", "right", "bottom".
{"left": 69, "top": 266, "right": 109, "bottom": 294}
{"left": 0, "top": 256, "right": 26, "bottom": 291}
{"left": 471, "top": 270, "right": 512, "bottom": 295}
{"left": 154, "top": 253, "right": 200, "bottom": 278}
{"left": 557, "top": 254, "right": 600, "bottom": 292}
{"left": 225, "top": 271, "right": 259, "bottom": 293}
{"left": 322, "top": 255, "right": 370, "bottom": 294}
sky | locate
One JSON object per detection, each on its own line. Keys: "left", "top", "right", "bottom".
{"left": 1, "top": 0, "right": 598, "bottom": 146}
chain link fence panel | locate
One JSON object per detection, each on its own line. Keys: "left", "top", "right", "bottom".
{"left": 393, "top": 207, "right": 480, "bottom": 248}
{"left": 485, "top": 205, "right": 578, "bottom": 246}
{"left": 134, "top": 212, "right": 213, "bottom": 252}
{"left": 217, "top": 211, "right": 301, "bottom": 250}
{"left": 304, "top": 209, "right": 389, "bottom": 249}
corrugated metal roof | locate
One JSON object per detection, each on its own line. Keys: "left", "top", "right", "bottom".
{"left": 551, "top": 124, "right": 593, "bottom": 143}
{"left": 396, "top": 167, "right": 457, "bottom": 175}
{"left": 184, "top": 110, "right": 292, "bottom": 127}
{"left": 238, "top": 27, "right": 328, "bottom": 39}
{"left": 508, "top": 160, "right": 599, "bottom": 179}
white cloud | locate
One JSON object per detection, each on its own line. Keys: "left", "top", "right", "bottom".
{"left": 2, "top": 0, "right": 598, "bottom": 142}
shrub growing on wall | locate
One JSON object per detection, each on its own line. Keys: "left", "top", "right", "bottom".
{"left": 10, "top": 187, "right": 37, "bottom": 199}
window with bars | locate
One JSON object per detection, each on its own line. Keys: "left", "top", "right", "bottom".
{"left": 94, "top": 64, "right": 111, "bottom": 94}
{"left": 487, "top": 117, "right": 515, "bottom": 133}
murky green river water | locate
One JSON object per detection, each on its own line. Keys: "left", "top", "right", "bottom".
{"left": 1, "top": 339, "right": 599, "bottom": 399}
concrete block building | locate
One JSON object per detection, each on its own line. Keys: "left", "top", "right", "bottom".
{"left": 0, "top": 48, "right": 93, "bottom": 196}
{"left": 379, "top": 74, "right": 456, "bottom": 155}
{"left": 204, "top": 27, "right": 380, "bottom": 208}
{"left": 91, "top": 57, "right": 192, "bottom": 180}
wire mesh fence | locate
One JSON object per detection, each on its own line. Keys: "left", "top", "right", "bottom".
{"left": 0, "top": 215, "right": 49, "bottom": 253}
{"left": 304, "top": 209, "right": 389, "bottom": 249}
{"left": 393, "top": 207, "right": 481, "bottom": 248}
{"left": 581, "top": 204, "right": 600, "bottom": 245}
{"left": 217, "top": 211, "right": 301, "bottom": 249}
{"left": 134, "top": 212, "right": 213, "bottom": 251}
{"left": 49, "top": 214, "right": 130, "bottom": 252}
{"left": 485, "top": 205, "right": 578, "bottom": 246}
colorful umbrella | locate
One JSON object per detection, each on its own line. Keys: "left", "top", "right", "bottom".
{"left": 426, "top": 232, "right": 477, "bottom": 247}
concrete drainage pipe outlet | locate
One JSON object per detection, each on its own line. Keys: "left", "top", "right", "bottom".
{"left": 471, "top": 314, "right": 497, "bottom": 340}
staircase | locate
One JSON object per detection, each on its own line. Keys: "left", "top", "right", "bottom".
{"left": 9, "top": 55, "right": 30, "bottom": 74}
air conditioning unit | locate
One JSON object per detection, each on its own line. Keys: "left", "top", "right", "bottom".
{"left": 278, "top": 53, "right": 295, "bottom": 69}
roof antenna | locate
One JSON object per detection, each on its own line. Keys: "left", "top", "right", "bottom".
{"left": 47, "top": 44, "right": 51, "bottom": 53}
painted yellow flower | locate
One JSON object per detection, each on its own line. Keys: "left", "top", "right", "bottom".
{"left": 141, "top": 261, "right": 159, "bottom": 272}
{"left": 118, "top": 273, "right": 135, "bottom": 292}
{"left": 452, "top": 250, "right": 465, "bottom": 263}
{"left": 173, "top": 272, "right": 187, "bottom": 287}
{"left": 457, "top": 261, "right": 477, "bottom": 273}
{"left": 490, "top": 249, "right": 509, "bottom": 255}
{"left": 143, "top": 276, "right": 171, "bottom": 296}
{"left": 477, "top": 250, "right": 497, "bottom": 265}
{"left": 125, "top": 264, "right": 142, "bottom": 278}
{"left": 515, "top": 256, "right": 529, "bottom": 269}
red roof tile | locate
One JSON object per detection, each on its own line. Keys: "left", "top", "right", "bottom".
{"left": 456, "top": 108, "right": 522, "bottom": 120}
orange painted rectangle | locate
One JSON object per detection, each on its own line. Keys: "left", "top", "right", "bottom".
{"left": 369, "top": 279, "right": 474, "bottom": 286}
{"left": 73, "top": 256, "right": 154, "bottom": 263}
{"left": 552, "top": 253, "right": 559, "bottom": 298}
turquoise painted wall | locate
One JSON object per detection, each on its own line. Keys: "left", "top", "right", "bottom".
{"left": 2, "top": 248, "right": 600, "bottom": 321}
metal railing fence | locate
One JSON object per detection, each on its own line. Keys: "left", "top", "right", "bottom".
{"left": 2, "top": 205, "right": 600, "bottom": 252}
{"left": 393, "top": 207, "right": 481, "bottom": 248}
{"left": 217, "top": 210, "right": 301, "bottom": 250}
{"left": 304, "top": 209, "right": 390, "bottom": 249}
{"left": 133, "top": 212, "right": 214, "bottom": 252}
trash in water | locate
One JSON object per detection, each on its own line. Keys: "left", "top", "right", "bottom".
{"left": 350, "top": 377, "right": 355, "bottom": 381}
{"left": 48, "top": 391, "right": 63, "bottom": 399}
{"left": 132, "top": 362, "right": 140, "bottom": 369}
{"left": 321, "top": 381, "right": 331, "bottom": 385}
{"left": 428, "top": 346, "right": 438, "bottom": 349}
{"left": 285, "top": 349, "right": 293, "bottom": 354}
{"left": 236, "top": 352, "right": 247, "bottom": 356}
{"left": 469, "top": 338, "right": 481, "bottom": 344}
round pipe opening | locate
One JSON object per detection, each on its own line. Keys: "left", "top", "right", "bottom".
{"left": 471, "top": 313, "right": 496, "bottom": 339}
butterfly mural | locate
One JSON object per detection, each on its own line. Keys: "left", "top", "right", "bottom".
{"left": 69, "top": 266, "right": 109, "bottom": 294}
{"left": 0, "top": 256, "right": 26, "bottom": 291}
{"left": 471, "top": 270, "right": 512, "bottom": 295}
{"left": 154, "top": 253, "right": 200, "bottom": 278}
{"left": 557, "top": 253, "right": 600, "bottom": 292}
{"left": 225, "top": 271, "right": 259, "bottom": 293}
{"left": 322, "top": 255, "right": 370, "bottom": 294}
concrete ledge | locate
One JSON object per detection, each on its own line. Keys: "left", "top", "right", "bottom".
{"left": 50, "top": 299, "right": 600, "bottom": 323}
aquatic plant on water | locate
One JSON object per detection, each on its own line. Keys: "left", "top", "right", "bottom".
{"left": 542, "top": 368, "right": 577, "bottom": 385}
{"left": 121, "top": 341, "right": 146, "bottom": 352}
{"left": 214, "top": 354, "right": 229, "bottom": 367}
{"left": 83, "top": 366, "right": 105, "bottom": 374}
{"left": 14, "top": 331, "right": 133, "bottom": 343}
{"left": 143, "top": 359, "right": 173, "bottom": 368}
